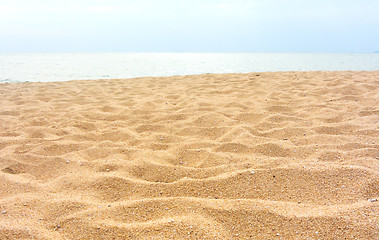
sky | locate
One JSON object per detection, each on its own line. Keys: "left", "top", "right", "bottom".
{"left": 0, "top": 0, "right": 378, "bottom": 53}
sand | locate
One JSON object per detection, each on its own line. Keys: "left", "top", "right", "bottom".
{"left": 0, "top": 71, "right": 378, "bottom": 239}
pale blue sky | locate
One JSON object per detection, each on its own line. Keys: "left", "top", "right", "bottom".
{"left": 1, "top": 0, "right": 378, "bottom": 52}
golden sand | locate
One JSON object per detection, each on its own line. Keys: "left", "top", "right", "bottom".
{"left": 0, "top": 71, "right": 378, "bottom": 239}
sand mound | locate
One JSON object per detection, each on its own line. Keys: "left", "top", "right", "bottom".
{"left": 0, "top": 71, "right": 378, "bottom": 239}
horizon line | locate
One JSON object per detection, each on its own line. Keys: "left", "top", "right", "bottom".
{"left": 1, "top": 51, "right": 377, "bottom": 54}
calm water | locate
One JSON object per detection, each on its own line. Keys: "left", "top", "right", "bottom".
{"left": 1, "top": 53, "right": 378, "bottom": 83}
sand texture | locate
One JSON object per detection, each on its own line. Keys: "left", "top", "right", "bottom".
{"left": 0, "top": 71, "right": 378, "bottom": 239}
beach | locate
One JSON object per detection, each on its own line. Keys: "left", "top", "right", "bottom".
{"left": 0, "top": 71, "right": 378, "bottom": 239}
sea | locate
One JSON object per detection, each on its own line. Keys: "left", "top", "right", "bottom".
{"left": 1, "top": 52, "right": 378, "bottom": 83}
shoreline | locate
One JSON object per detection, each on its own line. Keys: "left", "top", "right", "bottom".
{"left": 1, "top": 70, "right": 379, "bottom": 85}
{"left": 2, "top": 52, "right": 379, "bottom": 83}
{"left": 1, "top": 71, "right": 378, "bottom": 239}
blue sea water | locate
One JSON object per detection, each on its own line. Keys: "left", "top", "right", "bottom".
{"left": 0, "top": 52, "right": 378, "bottom": 83}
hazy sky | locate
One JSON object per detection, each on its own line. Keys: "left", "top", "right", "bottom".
{"left": 1, "top": 0, "right": 378, "bottom": 52}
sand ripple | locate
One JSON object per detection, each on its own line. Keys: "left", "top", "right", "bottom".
{"left": 1, "top": 71, "right": 378, "bottom": 239}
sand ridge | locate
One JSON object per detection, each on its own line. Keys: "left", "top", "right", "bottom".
{"left": 0, "top": 71, "right": 378, "bottom": 239}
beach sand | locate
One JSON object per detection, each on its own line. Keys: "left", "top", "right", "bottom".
{"left": 0, "top": 71, "right": 378, "bottom": 239}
